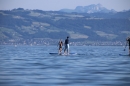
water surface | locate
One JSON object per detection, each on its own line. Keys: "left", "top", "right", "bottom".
{"left": 0, "top": 45, "right": 130, "bottom": 86}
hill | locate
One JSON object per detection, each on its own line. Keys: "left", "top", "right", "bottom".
{"left": 0, "top": 8, "right": 130, "bottom": 45}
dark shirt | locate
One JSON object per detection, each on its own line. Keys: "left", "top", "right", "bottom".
{"left": 127, "top": 38, "right": 130, "bottom": 45}
{"left": 65, "top": 38, "right": 69, "bottom": 44}
{"left": 128, "top": 38, "right": 130, "bottom": 41}
{"left": 59, "top": 41, "right": 63, "bottom": 47}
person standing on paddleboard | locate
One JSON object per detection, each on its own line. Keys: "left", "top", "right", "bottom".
{"left": 64, "top": 36, "right": 69, "bottom": 55}
{"left": 58, "top": 39, "right": 63, "bottom": 55}
{"left": 126, "top": 37, "right": 130, "bottom": 55}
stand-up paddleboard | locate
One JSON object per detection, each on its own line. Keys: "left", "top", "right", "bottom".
{"left": 49, "top": 53, "right": 77, "bottom": 55}
{"left": 119, "top": 54, "right": 130, "bottom": 56}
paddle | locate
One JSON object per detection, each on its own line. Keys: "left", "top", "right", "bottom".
{"left": 124, "top": 42, "right": 127, "bottom": 51}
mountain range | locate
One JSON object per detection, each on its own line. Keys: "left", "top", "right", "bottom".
{"left": 60, "top": 4, "right": 116, "bottom": 13}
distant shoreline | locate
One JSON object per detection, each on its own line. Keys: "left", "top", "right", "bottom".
{"left": 0, "top": 41, "right": 125, "bottom": 46}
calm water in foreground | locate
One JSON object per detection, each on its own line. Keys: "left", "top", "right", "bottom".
{"left": 0, "top": 45, "right": 130, "bottom": 86}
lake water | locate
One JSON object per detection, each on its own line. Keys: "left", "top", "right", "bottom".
{"left": 0, "top": 45, "right": 130, "bottom": 86}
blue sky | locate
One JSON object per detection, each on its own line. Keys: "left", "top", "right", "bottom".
{"left": 0, "top": 0, "right": 130, "bottom": 11}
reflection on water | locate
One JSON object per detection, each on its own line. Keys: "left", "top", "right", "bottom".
{"left": 0, "top": 45, "right": 130, "bottom": 86}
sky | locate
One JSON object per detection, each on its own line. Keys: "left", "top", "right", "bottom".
{"left": 0, "top": 0, "right": 130, "bottom": 11}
